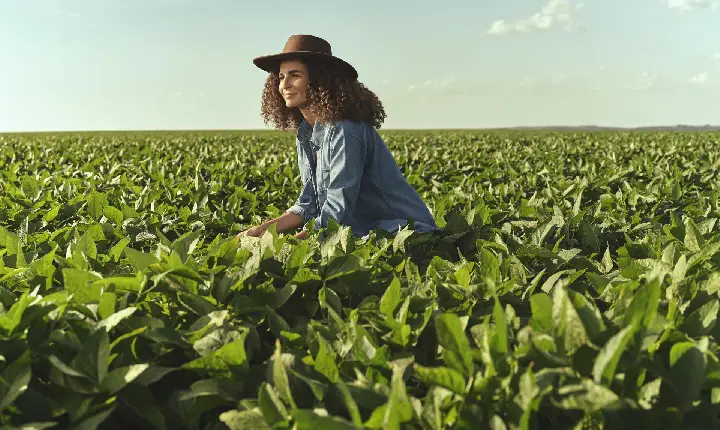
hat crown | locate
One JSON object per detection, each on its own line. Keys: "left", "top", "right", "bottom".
{"left": 282, "top": 34, "right": 332, "bottom": 55}
{"left": 252, "top": 34, "right": 357, "bottom": 80}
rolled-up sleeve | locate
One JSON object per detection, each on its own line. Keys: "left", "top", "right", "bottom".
{"left": 314, "top": 126, "right": 366, "bottom": 230}
{"left": 286, "top": 177, "right": 317, "bottom": 223}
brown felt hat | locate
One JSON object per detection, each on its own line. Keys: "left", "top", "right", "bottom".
{"left": 253, "top": 34, "right": 358, "bottom": 80}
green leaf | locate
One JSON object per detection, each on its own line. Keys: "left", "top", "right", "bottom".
{"left": 72, "top": 328, "right": 110, "bottom": 384}
{"left": 480, "top": 248, "right": 499, "bottom": 283}
{"left": 63, "top": 268, "right": 102, "bottom": 304}
{"left": 42, "top": 204, "right": 61, "bottom": 223}
{"left": 491, "top": 293, "right": 508, "bottom": 356}
{"left": 108, "top": 238, "right": 130, "bottom": 262}
{"left": 220, "top": 409, "right": 270, "bottom": 429}
{"left": 171, "top": 229, "right": 204, "bottom": 263}
{"left": 48, "top": 355, "right": 88, "bottom": 378}
{"left": 568, "top": 290, "right": 606, "bottom": 342}
{"left": 98, "top": 292, "right": 116, "bottom": 320}
{"left": 182, "top": 333, "right": 249, "bottom": 377}
{"left": 271, "top": 341, "right": 297, "bottom": 410}
{"left": 103, "top": 205, "right": 124, "bottom": 225}
{"left": 285, "top": 239, "right": 309, "bottom": 276}
{"left": 530, "top": 293, "right": 553, "bottom": 334}
{"left": 118, "top": 384, "right": 167, "bottom": 429}
{"left": 87, "top": 191, "right": 108, "bottom": 221}
{"left": 0, "top": 351, "right": 32, "bottom": 412}
{"left": 684, "top": 218, "right": 705, "bottom": 252}
{"left": 435, "top": 313, "right": 474, "bottom": 378}
{"left": 325, "top": 254, "right": 365, "bottom": 280}
{"left": 0, "top": 291, "right": 35, "bottom": 336}
{"left": 73, "top": 229, "right": 98, "bottom": 262}
{"left": 258, "top": 382, "right": 289, "bottom": 425}
{"left": 392, "top": 226, "right": 414, "bottom": 253}
{"left": 365, "top": 357, "right": 415, "bottom": 430}
{"left": 379, "top": 276, "right": 402, "bottom": 318}
{"left": 660, "top": 341, "right": 707, "bottom": 411}
{"left": 601, "top": 246, "right": 613, "bottom": 274}
{"left": 293, "top": 409, "right": 361, "bottom": 430}
{"left": 592, "top": 325, "right": 635, "bottom": 385}
{"left": 413, "top": 364, "right": 466, "bottom": 394}
{"left": 552, "top": 284, "right": 589, "bottom": 354}
{"left": 96, "top": 306, "right": 137, "bottom": 332}
{"left": 100, "top": 364, "right": 149, "bottom": 394}
{"left": 334, "top": 382, "right": 363, "bottom": 427}
{"left": 266, "top": 307, "right": 290, "bottom": 338}
{"left": 124, "top": 248, "right": 159, "bottom": 271}
{"left": 530, "top": 219, "right": 559, "bottom": 246}
{"left": 680, "top": 299, "right": 719, "bottom": 338}
{"left": 314, "top": 334, "right": 339, "bottom": 383}
{"left": 71, "top": 402, "right": 116, "bottom": 430}
{"left": 623, "top": 275, "right": 662, "bottom": 330}
{"left": 0, "top": 226, "right": 21, "bottom": 256}
{"left": 554, "top": 379, "right": 621, "bottom": 412}
{"left": 671, "top": 182, "right": 682, "bottom": 201}
{"left": 91, "top": 276, "right": 143, "bottom": 294}
{"left": 672, "top": 254, "right": 688, "bottom": 286}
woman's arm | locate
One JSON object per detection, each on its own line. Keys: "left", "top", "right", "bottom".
{"left": 237, "top": 211, "right": 304, "bottom": 238}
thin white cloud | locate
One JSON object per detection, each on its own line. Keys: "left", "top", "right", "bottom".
{"left": 408, "top": 76, "right": 455, "bottom": 92}
{"left": 514, "top": 75, "right": 541, "bottom": 89}
{"left": 487, "top": 0, "right": 584, "bottom": 35}
{"left": 668, "top": 0, "right": 719, "bottom": 10}
{"left": 627, "top": 72, "right": 657, "bottom": 92}
{"left": 504, "top": 70, "right": 717, "bottom": 95}
{"left": 423, "top": 76, "right": 456, "bottom": 88}
{"left": 689, "top": 72, "right": 710, "bottom": 85}
{"left": 512, "top": 74, "right": 572, "bottom": 90}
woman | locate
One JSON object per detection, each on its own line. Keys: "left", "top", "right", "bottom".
{"left": 238, "top": 34, "right": 438, "bottom": 240}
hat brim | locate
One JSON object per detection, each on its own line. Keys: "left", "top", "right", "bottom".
{"left": 253, "top": 51, "right": 358, "bottom": 80}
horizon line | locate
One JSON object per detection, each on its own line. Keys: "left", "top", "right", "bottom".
{"left": 2, "top": 124, "right": 720, "bottom": 134}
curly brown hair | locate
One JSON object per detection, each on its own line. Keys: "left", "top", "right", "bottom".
{"left": 260, "top": 57, "right": 386, "bottom": 131}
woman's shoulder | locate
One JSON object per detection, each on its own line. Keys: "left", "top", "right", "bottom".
{"left": 326, "top": 118, "right": 375, "bottom": 141}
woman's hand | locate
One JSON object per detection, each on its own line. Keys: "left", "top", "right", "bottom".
{"left": 236, "top": 225, "right": 267, "bottom": 239}
{"left": 294, "top": 230, "right": 308, "bottom": 240}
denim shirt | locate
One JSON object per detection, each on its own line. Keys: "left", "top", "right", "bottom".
{"left": 286, "top": 118, "right": 439, "bottom": 237}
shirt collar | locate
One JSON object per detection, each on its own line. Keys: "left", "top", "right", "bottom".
{"left": 298, "top": 118, "right": 326, "bottom": 150}
{"left": 297, "top": 119, "right": 312, "bottom": 142}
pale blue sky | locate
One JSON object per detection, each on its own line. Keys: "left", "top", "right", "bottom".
{"left": 1, "top": 0, "right": 719, "bottom": 131}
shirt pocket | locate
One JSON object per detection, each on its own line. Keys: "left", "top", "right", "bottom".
{"left": 317, "top": 144, "right": 331, "bottom": 193}
{"left": 318, "top": 168, "right": 330, "bottom": 198}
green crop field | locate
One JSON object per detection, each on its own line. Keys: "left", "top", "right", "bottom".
{"left": 2, "top": 130, "right": 720, "bottom": 429}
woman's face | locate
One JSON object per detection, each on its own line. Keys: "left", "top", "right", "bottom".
{"left": 278, "top": 59, "right": 310, "bottom": 109}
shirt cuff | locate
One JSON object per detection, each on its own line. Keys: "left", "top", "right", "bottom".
{"left": 286, "top": 205, "right": 310, "bottom": 223}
